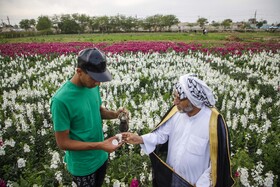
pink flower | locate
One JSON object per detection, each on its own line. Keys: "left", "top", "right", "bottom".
{"left": 0, "top": 178, "right": 6, "bottom": 187}
{"left": 130, "top": 178, "right": 139, "bottom": 187}
{"left": 234, "top": 171, "right": 240, "bottom": 178}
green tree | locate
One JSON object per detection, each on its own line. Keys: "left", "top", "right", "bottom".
{"left": 29, "top": 19, "right": 36, "bottom": 27}
{"left": 221, "top": 19, "right": 233, "bottom": 29}
{"left": 109, "top": 15, "right": 122, "bottom": 32}
{"left": 154, "top": 14, "right": 165, "bottom": 31}
{"left": 51, "top": 14, "right": 61, "bottom": 33}
{"left": 144, "top": 15, "right": 160, "bottom": 31}
{"left": 58, "top": 14, "right": 81, "bottom": 34}
{"left": 19, "top": 19, "right": 31, "bottom": 30}
{"left": 72, "top": 13, "right": 91, "bottom": 33}
{"left": 162, "top": 15, "right": 179, "bottom": 31}
{"left": 197, "top": 17, "right": 208, "bottom": 28}
{"left": 88, "top": 16, "right": 99, "bottom": 32}
{"left": 96, "top": 16, "right": 110, "bottom": 33}
{"left": 36, "top": 16, "right": 52, "bottom": 31}
{"left": 211, "top": 21, "right": 220, "bottom": 27}
{"left": 256, "top": 20, "right": 267, "bottom": 28}
{"left": 123, "top": 16, "right": 139, "bottom": 32}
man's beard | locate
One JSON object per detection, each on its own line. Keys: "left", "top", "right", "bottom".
{"left": 178, "top": 102, "right": 194, "bottom": 113}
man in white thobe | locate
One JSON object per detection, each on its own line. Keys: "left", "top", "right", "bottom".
{"left": 123, "top": 74, "right": 234, "bottom": 187}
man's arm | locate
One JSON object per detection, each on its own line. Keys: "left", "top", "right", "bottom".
{"left": 55, "top": 130, "right": 121, "bottom": 153}
{"left": 100, "top": 106, "right": 127, "bottom": 119}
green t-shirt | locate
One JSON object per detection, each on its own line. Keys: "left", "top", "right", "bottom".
{"left": 50, "top": 80, "right": 108, "bottom": 176}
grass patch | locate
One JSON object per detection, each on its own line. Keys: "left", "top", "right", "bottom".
{"left": 1, "top": 32, "right": 279, "bottom": 47}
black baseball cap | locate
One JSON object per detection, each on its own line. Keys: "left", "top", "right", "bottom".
{"left": 78, "top": 48, "right": 112, "bottom": 82}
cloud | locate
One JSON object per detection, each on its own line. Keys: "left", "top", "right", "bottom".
{"left": 0, "top": 0, "right": 279, "bottom": 25}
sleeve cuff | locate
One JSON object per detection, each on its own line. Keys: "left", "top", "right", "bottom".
{"left": 140, "top": 134, "right": 157, "bottom": 154}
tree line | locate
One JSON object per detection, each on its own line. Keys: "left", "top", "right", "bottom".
{"left": 12, "top": 13, "right": 275, "bottom": 34}
{"left": 18, "top": 13, "right": 180, "bottom": 34}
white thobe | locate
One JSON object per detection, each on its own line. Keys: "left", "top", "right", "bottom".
{"left": 141, "top": 106, "right": 212, "bottom": 187}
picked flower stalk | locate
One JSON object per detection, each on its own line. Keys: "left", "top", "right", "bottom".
{"left": 118, "top": 111, "right": 129, "bottom": 132}
{"left": 112, "top": 134, "right": 122, "bottom": 145}
{"left": 115, "top": 134, "right": 122, "bottom": 142}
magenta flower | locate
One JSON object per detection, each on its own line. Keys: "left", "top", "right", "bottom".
{"left": 130, "top": 178, "right": 139, "bottom": 187}
{"left": 234, "top": 171, "right": 240, "bottom": 178}
{"left": 0, "top": 178, "right": 6, "bottom": 187}
{"left": 0, "top": 41, "right": 279, "bottom": 58}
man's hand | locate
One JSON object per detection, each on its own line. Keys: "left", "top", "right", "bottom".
{"left": 101, "top": 136, "right": 124, "bottom": 153}
{"left": 100, "top": 106, "right": 129, "bottom": 119}
{"left": 116, "top": 107, "right": 129, "bottom": 119}
{"left": 121, "top": 132, "right": 143, "bottom": 144}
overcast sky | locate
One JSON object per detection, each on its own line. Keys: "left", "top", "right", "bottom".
{"left": 0, "top": 0, "right": 279, "bottom": 25}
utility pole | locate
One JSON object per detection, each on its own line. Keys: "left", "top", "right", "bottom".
{"left": 7, "top": 16, "right": 10, "bottom": 25}
{"left": 254, "top": 10, "right": 257, "bottom": 23}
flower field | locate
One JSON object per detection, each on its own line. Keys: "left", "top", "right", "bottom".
{"left": 0, "top": 41, "right": 279, "bottom": 187}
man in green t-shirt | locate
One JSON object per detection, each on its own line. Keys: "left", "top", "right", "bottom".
{"left": 51, "top": 48, "right": 127, "bottom": 187}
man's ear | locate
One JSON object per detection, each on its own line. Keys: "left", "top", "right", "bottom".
{"left": 76, "top": 68, "right": 83, "bottom": 75}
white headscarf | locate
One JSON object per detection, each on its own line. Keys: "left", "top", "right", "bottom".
{"left": 174, "top": 74, "right": 216, "bottom": 108}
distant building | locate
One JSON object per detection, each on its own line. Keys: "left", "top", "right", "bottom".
{"left": 0, "top": 25, "right": 14, "bottom": 32}
{"left": 170, "top": 22, "right": 202, "bottom": 32}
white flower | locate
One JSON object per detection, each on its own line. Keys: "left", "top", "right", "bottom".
{"left": 140, "top": 149, "right": 145, "bottom": 156}
{"left": 103, "top": 124, "right": 108, "bottom": 132}
{"left": 256, "top": 149, "right": 262, "bottom": 155}
{"left": 40, "top": 129, "right": 47, "bottom": 136}
{"left": 104, "top": 175, "right": 110, "bottom": 184}
{"left": 17, "top": 158, "right": 26, "bottom": 168}
{"left": 240, "top": 114, "right": 248, "bottom": 128}
{"left": 55, "top": 171, "right": 63, "bottom": 183}
{"left": 263, "top": 171, "right": 274, "bottom": 187}
{"left": 5, "top": 139, "right": 15, "bottom": 147}
{"left": 252, "top": 161, "right": 264, "bottom": 185}
{"left": 140, "top": 172, "right": 146, "bottom": 183}
{"left": 0, "top": 147, "right": 5, "bottom": 156}
{"left": 29, "top": 136, "right": 35, "bottom": 144}
{"left": 113, "top": 180, "right": 120, "bottom": 187}
{"left": 43, "top": 119, "right": 51, "bottom": 128}
{"left": 142, "top": 162, "right": 148, "bottom": 171}
{"left": 4, "top": 118, "right": 13, "bottom": 130}
{"left": 6, "top": 180, "right": 14, "bottom": 187}
{"left": 148, "top": 171, "right": 153, "bottom": 181}
{"left": 110, "top": 152, "right": 116, "bottom": 160}
{"left": 238, "top": 167, "right": 251, "bottom": 187}
{"left": 23, "top": 144, "right": 30, "bottom": 153}
{"left": 50, "top": 151, "right": 61, "bottom": 169}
